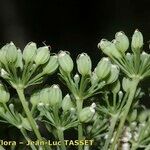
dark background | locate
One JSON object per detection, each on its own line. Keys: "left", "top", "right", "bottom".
{"left": 0, "top": 0, "right": 150, "bottom": 64}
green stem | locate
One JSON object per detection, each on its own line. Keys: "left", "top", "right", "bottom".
{"left": 134, "top": 50, "right": 140, "bottom": 74}
{"left": 25, "top": 65, "right": 38, "bottom": 83}
{"left": 16, "top": 88, "right": 45, "bottom": 149}
{"left": 103, "top": 114, "right": 118, "bottom": 150}
{"left": 27, "top": 72, "right": 44, "bottom": 85}
{"left": 79, "top": 76, "right": 85, "bottom": 95}
{"left": 10, "top": 65, "right": 17, "bottom": 82}
{"left": 113, "top": 94, "right": 117, "bottom": 108}
{"left": 22, "top": 62, "right": 28, "bottom": 81}
{"left": 111, "top": 78, "right": 139, "bottom": 150}
{"left": 57, "top": 128, "right": 66, "bottom": 150}
{"left": 76, "top": 99, "right": 83, "bottom": 150}
{"left": 20, "top": 128, "right": 37, "bottom": 150}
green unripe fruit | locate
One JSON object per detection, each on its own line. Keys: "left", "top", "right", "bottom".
{"left": 112, "top": 80, "right": 120, "bottom": 94}
{"left": 23, "top": 42, "right": 37, "bottom": 63}
{"left": 131, "top": 29, "right": 143, "bottom": 50}
{"left": 39, "top": 88, "right": 50, "bottom": 105}
{"left": 49, "top": 84, "right": 62, "bottom": 107}
{"left": 74, "top": 74, "right": 80, "bottom": 85}
{"left": 122, "top": 77, "right": 131, "bottom": 92}
{"left": 126, "top": 53, "right": 133, "bottom": 65}
{"left": 30, "top": 91, "right": 40, "bottom": 106}
{"left": 77, "top": 53, "right": 92, "bottom": 76}
{"left": 98, "top": 39, "right": 122, "bottom": 58}
{"left": 6, "top": 42, "right": 18, "bottom": 63}
{"left": 62, "top": 94, "right": 74, "bottom": 111}
{"left": 0, "top": 83, "right": 10, "bottom": 103}
{"left": 91, "top": 71, "right": 99, "bottom": 85}
{"left": 107, "top": 65, "right": 119, "bottom": 84}
{"left": 115, "top": 31, "right": 129, "bottom": 53}
{"left": 138, "top": 110, "right": 148, "bottom": 123}
{"left": 95, "top": 57, "right": 111, "bottom": 80}
{"left": 141, "top": 52, "right": 149, "bottom": 64}
{"left": 43, "top": 55, "right": 58, "bottom": 74}
{"left": 58, "top": 51, "right": 74, "bottom": 74}
{"left": 79, "top": 103, "right": 96, "bottom": 123}
{"left": 34, "top": 46, "right": 50, "bottom": 65}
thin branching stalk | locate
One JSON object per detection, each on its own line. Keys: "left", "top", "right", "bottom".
{"left": 16, "top": 88, "right": 46, "bottom": 150}
{"left": 111, "top": 78, "right": 140, "bottom": 150}
{"left": 53, "top": 106, "right": 66, "bottom": 150}
{"left": 57, "top": 128, "right": 66, "bottom": 150}
{"left": 76, "top": 99, "right": 84, "bottom": 150}
{"left": 103, "top": 114, "right": 119, "bottom": 150}
{"left": 20, "top": 128, "right": 37, "bottom": 150}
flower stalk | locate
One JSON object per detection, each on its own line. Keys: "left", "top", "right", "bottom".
{"left": 20, "top": 128, "right": 37, "bottom": 150}
{"left": 111, "top": 78, "right": 140, "bottom": 150}
{"left": 16, "top": 88, "right": 44, "bottom": 148}
{"left": 103, "top": 114, "right": 119, "bottom": 150}
{"left": 76, "top": 98, "right": 84, "bottom": 150}
{"left": 57, "top": 127, "right": 66, "bottom": 150}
